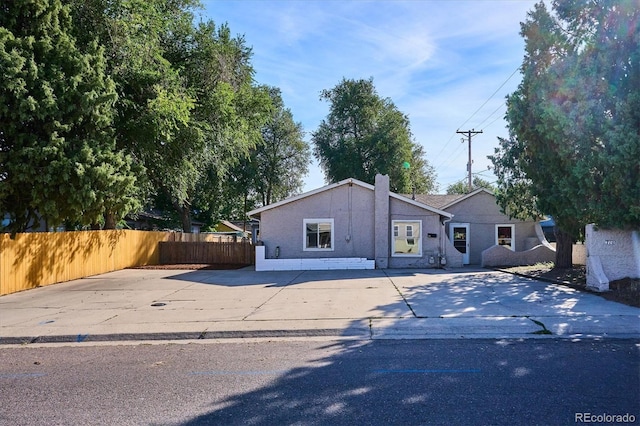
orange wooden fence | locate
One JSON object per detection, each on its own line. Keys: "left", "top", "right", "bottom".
{"left": 0, "top": 230, "right": 169, "bottom": 296}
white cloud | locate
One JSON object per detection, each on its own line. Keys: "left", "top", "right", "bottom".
{"left": 201, "top": 0, "right": 538, "bottom": 192}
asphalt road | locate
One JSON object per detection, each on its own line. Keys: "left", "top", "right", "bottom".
{"left": 1, "top": 339, "right": 638, "bottom": 425}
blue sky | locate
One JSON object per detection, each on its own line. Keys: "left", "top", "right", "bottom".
{"left": 200, "top": 0, "right": 538, "bottom": 193}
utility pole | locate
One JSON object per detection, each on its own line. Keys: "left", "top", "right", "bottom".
{"left": 457, "top": 129, "right": 483, "bottom": 192}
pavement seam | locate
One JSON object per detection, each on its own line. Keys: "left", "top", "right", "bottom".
{"left": 240, "top": 270, "right": 307, "bottom": 320}
{"left": 382, "top": 269, "right": 418, "bottom": 318}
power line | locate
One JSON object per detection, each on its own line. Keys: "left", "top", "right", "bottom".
{"left": 432, "top": 66, "right": 520, "bottom": 171}
{"left": 457, "top": 67, "right": 519, "bottom": 131}
{"left": 438, "top": 141, "right": 466, "bottom": 166}
{"left": 475, "top": 102, "right": 506, "bottom": 130}
{"left": 482, "top": 111, "right": 507, "bottom": 132}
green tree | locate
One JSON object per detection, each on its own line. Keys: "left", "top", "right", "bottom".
{"left": 180, "top": 22, "right": 272, "bottom": 231}
{"left": 70, "top": 2, "right": 272, "bottom": 232}
{"left": 312, "top": 78, "right": 437, "bottom": 193}
{"left": 206, "top": 87, "right": 309, "bottom": 227}
{"left": 253, "top": 87, "right": 309, "bottom": 206}
{"left": 446, "top": 177, "right": 495, "bottom": 195}
{"left": 0, "top": 0, "right": 139, "bottom": 234}
{"left": 70, "top": 0, "right": 200, "bottom": 232}
{"left": 490, "top": 0, "right": 640, "bottom": 268}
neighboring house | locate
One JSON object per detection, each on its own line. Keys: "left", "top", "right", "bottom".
{"left": 413, "top": 189, "right": 543, "bottom": 265}
{"left": 215, "top": 219, "right": 259, "bottom": 241}
{"left": 2, "top": 213, "right": 53, "bottom": 233}
{"left": 247, "top": 174, "right": 463, "bottom": 271}
{"left": 216, "top": 220, "right": 250, "bottom": 238}
{"left": 125, "top": 210, "right": 167, "bottom": 231}
{"left": 539, "top": 216, "right": 556, "bottom": 242}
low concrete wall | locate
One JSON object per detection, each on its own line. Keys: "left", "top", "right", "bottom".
{"left": 535, "top": 222, "right": 586, "bottom": 265}
{"left": 442, "top": 234, "right": 464, "bottom": 268}
{"left": 255, "top": 246, "right": 375, "bottom": 271}
{"left": 481, "top": 244, "right": 555, "bottom": 268}
{"left": 586, "top": 225, "right": 640, "bottom": 291}
{"left": 573, "top": 244, "right": 587, "bottom": 266}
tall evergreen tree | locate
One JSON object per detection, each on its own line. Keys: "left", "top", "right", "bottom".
{"left": 69, "top": 0, "right": 199, "bottom": 231}
{"left": 71, "top": 2, "right": 272, "bottom": 232}
{"left": 490, "top": 0, "right": 640, "bottom": 267}
{"left": 0, "top": 0, "right": 138, "bottom": 233}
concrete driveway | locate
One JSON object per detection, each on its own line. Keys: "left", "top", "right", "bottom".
{"left": 1, "top": 267, "right": 638, "bottom": 344}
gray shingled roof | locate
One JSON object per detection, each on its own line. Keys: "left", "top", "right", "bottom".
{"left": 400, "top": 193, "right": 465, "bottom": 209}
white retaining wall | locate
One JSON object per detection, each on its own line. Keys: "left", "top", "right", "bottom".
{"left": 573, "top": 244, "right": 587, "bottom": 265}
{"left": 254, "top": 246, "right": 375, "bottom": 271}
{"left": 586, "top": 224, "right": 640, "bottom": 291}
{"left": 481, "top": 244, "right": 556, "bottom": 267}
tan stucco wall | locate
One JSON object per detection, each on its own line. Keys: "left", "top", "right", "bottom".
{"left": 445, "top": 191, "right": 539, "bottom": 264}
{"left": 259, "top": 184, "right": 375, "bottom": 260}
{"left": 387, "top": 197, "right": 442, "bottom": 268}
{"left": 257, "top": 180, "right": 447, "bottom": 269}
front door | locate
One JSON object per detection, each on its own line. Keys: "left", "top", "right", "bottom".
{"left": 450, "top": 223, "right": 470, "bottom": 264}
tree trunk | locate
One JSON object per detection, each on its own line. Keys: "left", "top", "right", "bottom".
{"left": 554, "top": 226, "right": 573, "bottom": 268}
{"left": 243, "top": 192, "right": 248, "bottom": 237}
{"left": 103, "top": 213, "right": 117, "bottom": 230}
{"left": 179, "top": 205, "right": 192, "bottom": 233}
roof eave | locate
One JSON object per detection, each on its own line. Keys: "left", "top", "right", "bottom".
{"left": 247, "top": 178, "right": 375, "bottom": 218}
{"left": 441, "top": 188, "right": 494, "bottom": 209}
{"left": 390, "top": 193, "right": 453, "bottom": 219}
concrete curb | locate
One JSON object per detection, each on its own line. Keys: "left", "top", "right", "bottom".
{"left": 0, "top": 329, "right": 361, "bottom": 345}
{"left": 4, "top": 330, "right": 638, "bottom": 346}
{"left": 3, "top": 320, "right": 638, "bottom": 345}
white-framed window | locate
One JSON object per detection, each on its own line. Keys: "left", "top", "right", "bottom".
{"left": 303, "top": 218, "right": 334, "bottom": 251}
{"left": 392, "top": 220, "right": 422, "bottom": 257}
{"left": 496, "top": 224, "right": 515, "bottom": 251}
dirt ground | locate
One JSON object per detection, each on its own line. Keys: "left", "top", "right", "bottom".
{"left": 500, "top": 263, "right": 640, "bottom": 308}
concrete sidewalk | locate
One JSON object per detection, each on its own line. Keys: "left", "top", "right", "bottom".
{"left": 1, "top": 267, "right": 639, "bottom": 344}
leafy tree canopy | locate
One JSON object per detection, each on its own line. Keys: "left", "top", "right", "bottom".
{"left": 0, "top": 0, "right": 139, "bottom": 233}
{"left": 446, "top": 177, "right": 495, "bottom": 195}
{"left": 210, "top": 86, "right": 310, "bottom": 226}
{"left": 70, "top": 1, "right": 272, "bottom": 232}
{"left": 490, "top": 0, "right": 640, "bottom": 267}
{"left": 253, "top": 87, "right": 310, "bottom": 206}
{"left": 312, "top": 78, "right": 437, "bottom": 193}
